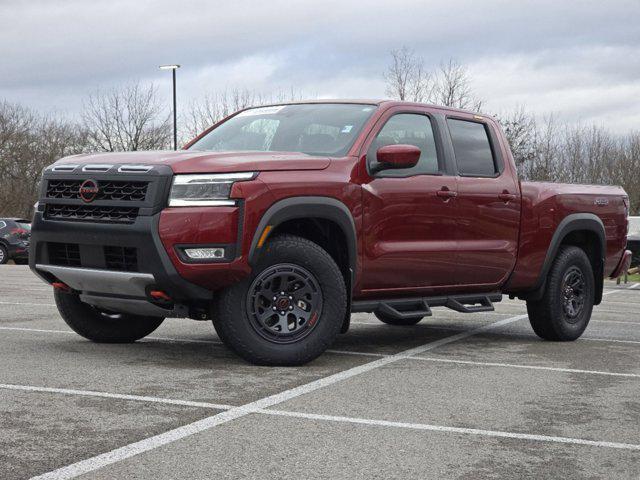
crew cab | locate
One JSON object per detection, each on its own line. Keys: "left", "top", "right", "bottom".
{"left": 29, "top": 101, "right": 632, "bottom": 365}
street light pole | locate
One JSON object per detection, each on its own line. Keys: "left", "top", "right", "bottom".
{"left": 159, "top": 64, "right": 181, "bottom": 150}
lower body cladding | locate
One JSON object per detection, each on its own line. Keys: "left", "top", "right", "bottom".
{"left": 28, "top": 209, "right": 243, "bottom": 319}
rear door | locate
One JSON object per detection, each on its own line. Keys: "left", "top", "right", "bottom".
{"left": 361, "top": 108, "right": 459, "bottom": 292}
{"left": 446, "top": 116, "right": 521, "bottom": 287}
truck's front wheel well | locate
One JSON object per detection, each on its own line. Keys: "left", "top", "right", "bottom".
{"left": 558, "top": 230, "right": 604, "bottom": 304}
{"left": 269, "top": 218, "right": 351, "bottom": 288}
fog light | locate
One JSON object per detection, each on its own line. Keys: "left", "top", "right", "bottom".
{"left": 184, "top": 247, "right": 225, "bottom": 260}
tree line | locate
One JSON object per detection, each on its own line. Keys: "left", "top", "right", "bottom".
{"left": 1, "top": 48, "right": 638, "bottom": 217}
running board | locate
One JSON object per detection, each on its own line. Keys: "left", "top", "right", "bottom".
{"left": 351, "top": 293, "right": 502, "bottom": 321}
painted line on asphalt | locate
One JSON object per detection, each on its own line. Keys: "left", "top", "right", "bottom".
{"left": 261, "top": 409, "right": 640, "bottom": 451}
{"left": 0, "top": 301, "right": 55, "bottom": 307}
{"left": 0, "top": 384, "right": 234, "bottom": 410}
{"left": 410, "top": 356, "right": 640, "bottom": 378}
{"left": 5, "top": 380, "right": 638, "bottom": 456}
{"left": 582, "top": 337, "right": 640, "bottom": 345}
{"left": 591, "top": 319, "right": 640, "bottom": 325}
{"left": 30, "top": 314, "right": 528, "bottom": 480}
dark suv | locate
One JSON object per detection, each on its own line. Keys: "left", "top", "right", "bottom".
{"left": 0, "top": 218, "right": 31, "bottom": 264}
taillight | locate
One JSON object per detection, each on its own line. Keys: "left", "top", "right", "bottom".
{"left": 10, "top": 228, "right": 30, "bottom": 240}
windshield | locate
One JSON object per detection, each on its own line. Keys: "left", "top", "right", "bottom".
{"left": 189, "top": 103, "right": 377, "bottom": 156}
{"left": 17, "top": 222, "right": 31, "bottom": 231}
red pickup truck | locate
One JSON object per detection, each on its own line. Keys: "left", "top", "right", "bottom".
{"left": 30, "top": 100, "right": 632, "bottom": 365}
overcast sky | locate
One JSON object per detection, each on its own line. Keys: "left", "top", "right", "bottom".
{"left": 1, "top": 0, "right": 639, "bottom": 132}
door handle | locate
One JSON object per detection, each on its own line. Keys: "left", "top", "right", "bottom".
{"left": 436, "top": 188, "right": 457, "bottom": 199}
{"left": 498, "top": 192, "right": 517, "bottom": 202}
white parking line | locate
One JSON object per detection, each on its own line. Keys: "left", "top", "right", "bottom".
{"left": 262, "top": 410, "right": 640, "bottom": 451}
{"left": 0, "top": 301, "right": 55, "bottom": 307}
{"left": 583, "top": 337, "right": 640, "bottom": 345}
{"left": 30, "top": 314, "right": 528, "bottom": 480}
{"left": 4, "top": 379, "right": 639, "bottom": 458}
{"left": 0, "top": 384, "right": 234, "bottom": 410}
{"left": 410, "top": 356, "right": 640, "bottom": 378}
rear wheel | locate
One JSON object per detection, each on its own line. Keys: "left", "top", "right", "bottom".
{"left": 0, "top": 245, "right": 8, "bottom": 264}
{"left": 526, "top": 246, "right": 594, "bottom": 341}
{"left": 212, "top": 234, "right": 346, "bottom": 366}
{"left": 54, "top": 290, "right": 165, "bottom": 343}
{"left": 374, "top": 311, "right": 423, "bottom": 326}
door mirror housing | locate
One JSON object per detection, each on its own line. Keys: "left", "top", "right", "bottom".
{"left": 371, "top": 144, "right": 421, "bottom": 173}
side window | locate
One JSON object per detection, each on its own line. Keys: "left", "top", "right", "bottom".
{"left": 447, "top": 119, "right": 497, "bottom": 176}
{"left": 0, "top": 221, "right": 6, "bottom": 230}
{"left": 368, "top": 113, "right": 439, "bottom": 177}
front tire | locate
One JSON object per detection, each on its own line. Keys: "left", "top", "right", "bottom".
{"left": 0, "top": 245, "right": 8, "bottom": 264}
{"left": 526, "top": 246, "right": 595, "bottom": 341}
{"left": 212, "top": 234, "right": 347, "bottom": 366}
{"left": 54, "top": 290, "right": 165, "bottom": 343}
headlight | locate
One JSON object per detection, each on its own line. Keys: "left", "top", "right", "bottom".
{"left": 168, "top": 172, "right": 255, "bottom": 207}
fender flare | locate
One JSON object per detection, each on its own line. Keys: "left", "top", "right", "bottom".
{"left": 532, "top": 213, "right": 606, "bottom": 303}
{"left": 247, "top": 196, "right": 358, "bottom": 279}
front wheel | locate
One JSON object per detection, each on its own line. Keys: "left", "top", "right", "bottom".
{"left": 54, "top": 290, "right": 165, "bottom": 343}
{"left": 212, "top": 234, "right": 347, "bottom": 366}
{"left": 526, "top": 246, "right": 595, "bottom": 341}
{"left": 0, "top": 245, "right": 8, "bottom": 264}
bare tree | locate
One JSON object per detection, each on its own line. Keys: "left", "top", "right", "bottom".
{"left": 384, "top": 46, "right": 435, "bottom": 102}
{"left": 384, "top": 48, "right": 481, "bottom": 110}
{"left": 82, "top": 82, "right": 171, "bottom": 152}
{"left": 433, "top": 59, "right": 482, "bottom": 111}
{"left": 182, "top": 87, "right": 305, "bottom": 143}
{"left": 0, "top": 101, "right": 86, "bottom": 217}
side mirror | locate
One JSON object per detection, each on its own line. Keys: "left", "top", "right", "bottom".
{"left": 372, "top": 144, "right": 420, "bottom": 173}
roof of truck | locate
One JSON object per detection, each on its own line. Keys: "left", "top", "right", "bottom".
{"left": 254, "top": 99, "right": 485, "bottom": 117}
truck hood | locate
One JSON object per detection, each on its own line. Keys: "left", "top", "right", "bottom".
{"left": 55, "top": 150, "right": 331, "bottom": 174}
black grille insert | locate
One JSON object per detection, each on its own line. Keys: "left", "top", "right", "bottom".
{"left": 46, "top": 179, "right": 149, "bottom": 202}
{"left": 45, "top": 204, "right": 138, "bottom": 223}
{"left": 48, "top": 243, "right": 81, "bottom": 267}
{"left": 104, "top": 246, "right": 138, "bottom": 272}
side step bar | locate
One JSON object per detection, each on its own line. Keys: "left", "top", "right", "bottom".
{"left": 352, "top": 293, "right": 502, "bottom": 321}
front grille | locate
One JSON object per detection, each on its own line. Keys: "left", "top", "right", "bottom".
{"left": 45, "top": 204, "right": 138, "bottom": 223}
{"left": 104, "top": 246, "right": 138, "bottom": 271}
{"left": 48, "top": 243, "right": 81, "bottom": 267}
{"left": 46, "top": 179, "right": 149, "bottom": 202}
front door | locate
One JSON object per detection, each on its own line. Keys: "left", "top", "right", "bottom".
{"left": 361, "top": 110, "right": 458, "bottom": 293}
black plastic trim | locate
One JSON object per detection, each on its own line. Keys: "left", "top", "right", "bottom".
{"left": 247, "top": 196, "right": 358, "bottom": 278}
{"left": 528, "top": 213, "right": 606, "bottom": 304}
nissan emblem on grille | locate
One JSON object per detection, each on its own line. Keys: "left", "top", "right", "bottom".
{"left": 79, "top": 179, "right": 99, "bottom": 203}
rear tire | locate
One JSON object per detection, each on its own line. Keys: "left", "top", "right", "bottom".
{"left": 526, "top": 246, "right": 594, "bottom": 341}
{"left": 374, "top": 311, "right": 423, "bottom": 326}
{"left": 54, "top": 290, "right": 165, "bottom": 343}
{"left": 212, "top": 234, "right": 347, "bottom": 366}
{"left": 0, "top": 245, "right": 8, "bottom": 264}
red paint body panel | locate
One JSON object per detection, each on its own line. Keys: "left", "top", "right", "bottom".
{"left": 53, "top": 100, "right": 631, "bottom": 301}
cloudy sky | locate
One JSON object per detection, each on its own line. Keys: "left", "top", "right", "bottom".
{"left": 1, "top": 0, "right": 639, "bottom": 132}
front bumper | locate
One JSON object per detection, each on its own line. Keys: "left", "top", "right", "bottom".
{"left": 29, "top": 210, "right": 213, "bottom": 317}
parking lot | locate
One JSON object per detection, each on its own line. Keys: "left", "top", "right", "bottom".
{"left": 1, "top": 265, "right": 639, "bottom": 479}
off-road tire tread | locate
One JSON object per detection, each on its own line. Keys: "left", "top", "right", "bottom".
{"left": 212, "top": 234, "right": 347, "bottom": 366}
{"left": 526, "top": 245, "right": 594, "bottom": 341}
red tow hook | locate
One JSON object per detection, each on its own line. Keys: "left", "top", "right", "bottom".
{"left": 149, "top": 290, "right": 172, "bottom": 302}
{"left": 52, "top": 282, "right": 71, "bottom": 293}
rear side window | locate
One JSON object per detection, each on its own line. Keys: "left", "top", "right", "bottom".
{"left": 369, "top": 113, "right": 439, "bottom": 177}
{"left": 448, "top": 119, "right": 497, "bottom": 176}
{"left": 0, "top": 221, "right": 6, "bottom": 230}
